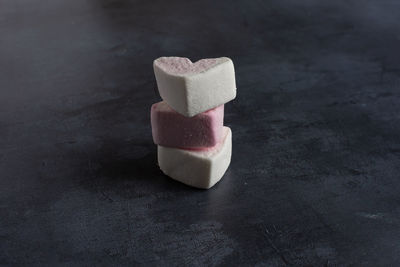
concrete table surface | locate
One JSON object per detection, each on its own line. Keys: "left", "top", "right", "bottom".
{"left": 1, "top": 0, "right": 400, "bottom": 265}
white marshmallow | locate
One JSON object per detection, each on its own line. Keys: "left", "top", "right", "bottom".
{"left": 157, "top": 127, "right": 232, "bottom": 189}
{"left": 153, "top": 57, "right": 236, "bottom": 117}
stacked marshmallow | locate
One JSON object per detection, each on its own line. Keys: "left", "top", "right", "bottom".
{"left": 151, "top": 57, "right": 236, "bottom": 189}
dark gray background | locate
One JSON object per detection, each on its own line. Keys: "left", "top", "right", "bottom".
{"left": 1, "top": 0, "right": 400, "bottom": 266}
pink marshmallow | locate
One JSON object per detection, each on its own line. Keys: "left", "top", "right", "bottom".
{"left": 151, "top": 101, "right": 224, "bottom": 149}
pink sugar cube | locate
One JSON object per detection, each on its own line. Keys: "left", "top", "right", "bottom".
{"left": 151, "top": 101, "right": 224, "bottom": 149}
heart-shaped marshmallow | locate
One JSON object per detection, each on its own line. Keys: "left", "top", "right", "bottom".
{"left": 158, "top": 127, "right": 232, "bottom": 189}
{"left": 153, "top": 57, "right": 236, "bottom": 117}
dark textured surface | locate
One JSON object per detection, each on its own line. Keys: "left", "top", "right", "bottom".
{"left": 1, "top": 0, "right": 400, "bottom": 265}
